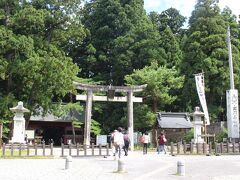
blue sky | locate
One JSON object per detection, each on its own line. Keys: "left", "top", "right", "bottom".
{"left": 144, "top": 0, "right": 239, "bottom": 26}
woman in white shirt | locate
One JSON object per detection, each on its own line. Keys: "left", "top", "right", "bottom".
{"left": 143, "top": 132, "right": 150, "bottom": 154}
{"left": 114, "top": 127, "right": 124, "bottom": 158}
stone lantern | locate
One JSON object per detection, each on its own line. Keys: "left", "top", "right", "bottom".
{"left": 192, "top": 107, "right": 204, "bottom": 143}
{"left": 10, "top": 101, "right": 29, "bottom": 143}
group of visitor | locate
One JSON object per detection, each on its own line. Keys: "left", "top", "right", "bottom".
{"left": 139, "top": 131, "right": 167, "bottom": 154}
{"left": 110, "top": 128, "right": 168, "bottom": 158}
{"left": 110, "top": 127, "right": 130, "bottom": 159}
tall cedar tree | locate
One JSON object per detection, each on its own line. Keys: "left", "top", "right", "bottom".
{"left": 148, "top": 8, "right": 186, "bottom": 111}
{"left": 76, "top": 0, "right": 167, "bottom": 132}
{"left": 181, "top": 0, "right": 240, "bottom": 121}
{"left": 79, "top": 0, "right": 166, "bottom": 85}
{"left": 149, "top": 8, "right": 186, "bottom": 35}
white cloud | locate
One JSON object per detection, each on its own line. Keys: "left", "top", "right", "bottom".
{"left": 144, "top": 0, "right": 196, "bottom": 18}
{"left": 144, "top": 0, "right": 161, "bottom": 10}
{"left": 144, "top": 0, "right": 163, "bottom": 12}
{"left": 169, "top": 0, "right": 196, "bottom": 18}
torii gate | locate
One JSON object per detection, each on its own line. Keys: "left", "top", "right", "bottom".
{"left": 73, "top": 82, "right": 147, "bottom": 150}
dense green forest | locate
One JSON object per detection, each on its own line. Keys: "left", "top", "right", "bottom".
{"left": 0, "top": 0, "right": 239, "bottom": 138}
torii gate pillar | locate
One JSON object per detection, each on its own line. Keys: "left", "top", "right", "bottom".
{"left": 127, "top": 91, "right": 134, "bottom": 150}
{"left": 84, "top": 90, "right": 93, "bottom": 145}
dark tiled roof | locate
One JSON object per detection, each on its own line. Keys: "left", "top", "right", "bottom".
{"left": 30, "top": 110, "right": 84, "bottom": 123}
{"left": 157, "top": 112, "right": 193, "bottom": 129}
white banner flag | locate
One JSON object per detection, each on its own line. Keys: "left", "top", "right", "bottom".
{"left": 195, "top": 74, "right": 210, "bottom": 125}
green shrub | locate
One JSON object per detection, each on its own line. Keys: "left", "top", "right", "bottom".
{"left": 215, "top": 128, "right": 228, "bottom": 142}
{"left": 184, "top": 129, "right": 194, "bottom": 143}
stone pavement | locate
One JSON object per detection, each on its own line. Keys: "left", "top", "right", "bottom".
{"left": 1, "top": 150, "right": 240, "bottom": 180}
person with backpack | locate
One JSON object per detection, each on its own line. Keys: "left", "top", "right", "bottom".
{"left": 123, "top": 131, "right": 130, "bottom": 156}
{"left": 139, "top": 134, "right": 144, "bottom": 144}
{"left": 158, "top": 132, "right": 167, "bottom": 154}
{"left": 113, "top": 127, "right": 124, "bottom": 159}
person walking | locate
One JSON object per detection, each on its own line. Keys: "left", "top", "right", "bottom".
{"left": 123, "top": 131, "right": 130, "bottom": 156}
{"left": 110, "top": 130, "right": 117, "bottom": 156}
{"left": 142, "top": 132, "right": 150, "bottom": 154}
{"left": 24, "top": 134, "right": 28, "bottom": 144}
{"left": 113, "top": 127, "right": 124, "bottom": 159}
{"left": 158, "top": 132, "right": 167, "bottom": 154}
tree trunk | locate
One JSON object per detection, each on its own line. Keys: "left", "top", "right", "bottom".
{"left": 24, "top": 113, "right": 31, "bottom": 129}
{"left": 152, "top": 96, "right": 158, "bottom": 146}
{"left": 70, "top": 93, "right": 76, "bottom": 145}
{"left": 72, "top": 121, "right": 76, "bottom": 145}
{"left": 152, "top": 96, "right": 158, "bottom": 113}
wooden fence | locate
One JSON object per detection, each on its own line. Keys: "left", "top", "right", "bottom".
{"left": 61, "top": 143, "right": 110, "bottom": 157}
{"left": 3, "top": 142, "right": 239, "bottom": 157}
{"left": 1, "top": 143, "right": 54, "bottom": 157}
{"left": 1, "top": 143, "right": 110, "bottom": 157}
{"left": 170, "top": 142, "right": 240, "bottom": 155}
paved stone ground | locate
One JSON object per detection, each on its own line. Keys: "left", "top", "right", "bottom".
{"left": 1, "top": 150, "right": 240, "bottom": 180}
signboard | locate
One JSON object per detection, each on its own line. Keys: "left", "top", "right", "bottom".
{"left": 134, "top": 132, "right": 139, "bottom": 144}
{"left": 96, "top": 135, "right": 107, "bottom": 145}
{"left": 226, "top": 89, "right": 239, "bottom": 138}
{"left": 25, "top": 130, "right": 35, "bottom": 139}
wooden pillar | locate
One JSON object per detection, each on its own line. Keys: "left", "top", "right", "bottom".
{"left": 127, "top": 91, "right": 134, "bottom": 151}
{"left": 183, "top": 141, "right": 187, "bottom": 154}
{"left": 84, "top": 90, "right": 93, "bottom": 146}
{"left": 177, "top": 142, "right": 180, "bottom": 154}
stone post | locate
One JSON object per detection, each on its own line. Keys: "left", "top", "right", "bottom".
{"left": 177, "top": 160, "right": 185, "bottom": 176}
{"left": 117, "top": 159, "right": 127, "bottom": 173}
{"left": 10, "top": 101, "right": 29, "bottom": 143}
{"left": 65, "top": 155, "right": 72, "bottom": 170}
{"left": 192, "top": 107, "right": 204, "bottom": 143}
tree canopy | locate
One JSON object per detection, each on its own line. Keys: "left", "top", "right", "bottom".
{"left": 0, "top": 0, "right": 85, "bottom": 138}
{"left": 0, "top": 0, "right": 240, "bottom": 137}
{"left": 77, "top": 0, "right": 167, "bottom": 85}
